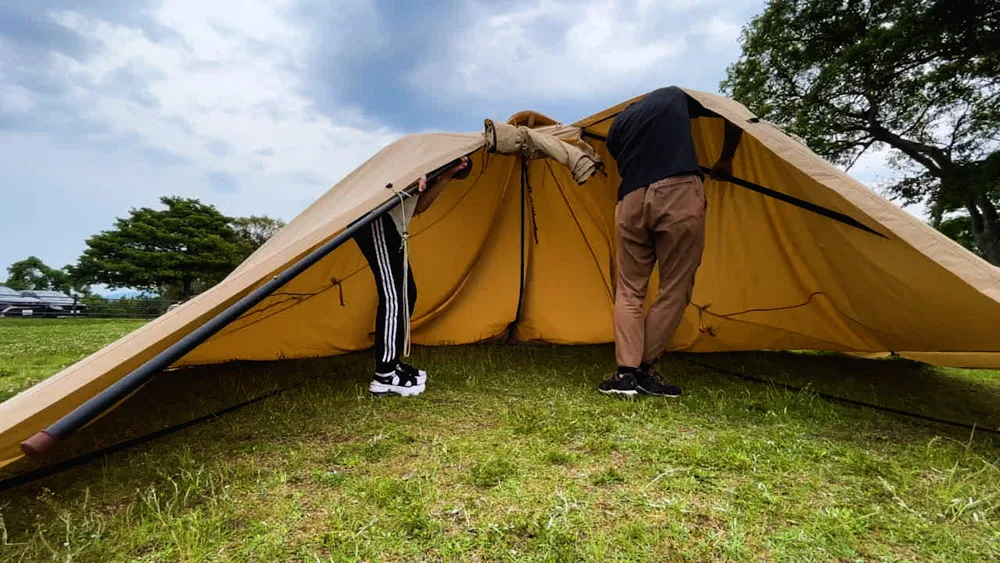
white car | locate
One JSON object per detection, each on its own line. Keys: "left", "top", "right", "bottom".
{"left": 19, "top": 290, "right": 88, "bottom": 317}
{"left": 0, "top": 286, "right": 44, "bottom": 317}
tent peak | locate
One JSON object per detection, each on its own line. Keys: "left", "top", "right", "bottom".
{"left": 506, "top": 111, "right": 560, "bottom": 128}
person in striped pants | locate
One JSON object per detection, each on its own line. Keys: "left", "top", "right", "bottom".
{"left": 352, "top": 156, "right": 471, "bottom": 397}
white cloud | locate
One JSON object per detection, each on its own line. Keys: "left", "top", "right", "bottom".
{"left": 410, "top": 0, "right": 759, "bottom": 105}
{"left": 44, "top": 0, "right": 400, "bottom": 205}
{"left": 0, "top": 83, "right": 34, "bottom": 114}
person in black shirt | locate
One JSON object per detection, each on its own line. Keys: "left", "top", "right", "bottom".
{"left": 598, "top": 86, "right": 743, "bottom": 399}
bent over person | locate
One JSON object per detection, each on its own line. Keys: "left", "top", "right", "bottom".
{"left": 600, "top": 86, "right": 743, "bottom": 398}
{"left": 352, "top": 156, "right": 471, "bottom": 397}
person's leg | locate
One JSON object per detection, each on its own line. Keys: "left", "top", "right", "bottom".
{"left": 600, "top": 188, "right": 656, "bottom": 397}
{"left": 357, "top": 215, "right": 425, "bottom": 397}
{"left": 373, "top": 217, "right": 409, "bottom": 368}
{"left": 352, "top": 218, "right": 392, "bottom": 372}
{"left": 636, "top": 175, "right": 706, "bottom": 396}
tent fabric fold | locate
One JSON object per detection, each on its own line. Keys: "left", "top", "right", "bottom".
{"left": 2, "top": 87, "right": 1000, "bottom": 471}
{"left": 484, "top": 118, "right": 602, "bottom": 184}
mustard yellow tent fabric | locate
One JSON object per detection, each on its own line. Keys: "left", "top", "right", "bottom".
{"left": 2, "top": 88, "right": 1000, "bottom": 469}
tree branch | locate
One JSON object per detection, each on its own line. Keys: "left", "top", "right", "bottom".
{"left": 843, "top": 138, "right": 876, "bottom": 171}
{"left": 947, "top": 106, "right": 972, "bottom": 158}
{"left": 967, "top": 199, "right": 985, "bottom": 234}
{"left": 867, "top": 120, "right": 953, "bottom": 176}
{"left": 979, "top": 194, "right": 999, "bottom": 228}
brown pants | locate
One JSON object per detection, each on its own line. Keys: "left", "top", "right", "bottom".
{"left": 614, "top": 174, "right": 706, "bottom": 368}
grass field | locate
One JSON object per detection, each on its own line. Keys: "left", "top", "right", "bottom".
{"left": 0, "top": 318, "right": 146, "bottom": 402}
{"left": 1, "top": 319, "right": 999, "bottom": 561}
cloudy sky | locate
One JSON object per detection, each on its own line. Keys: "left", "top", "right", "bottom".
{"left": 0, "top": 0, "right": 908, "bottom": 277}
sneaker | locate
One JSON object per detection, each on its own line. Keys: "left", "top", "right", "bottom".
{"left": 598, "top": 371, "right": 639, "bottom": 398}
{"left": 398, "top": 361, "right": 427, "bottom": 386}
{"left": 635, "top": 367, "right": 681, "bottom": 398}
{"left": 370, "top": 365, "right": 425, "bottom": 397}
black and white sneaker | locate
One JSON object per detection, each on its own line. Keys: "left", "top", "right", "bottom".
{"left": 598, "top": 371, "right": 639, "bottom": 398}
{"left": 370, "top": 365, "right": 425, "bottom": 397}
{"left": 397, "top": 362, "right": 427, "bottom": 386}
{"left": 635, "top": 367, "right": 681, "bottom": 398}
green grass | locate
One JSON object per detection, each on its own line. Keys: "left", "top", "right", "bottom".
{"left": 0, "top": 318, "right": 146, "bottom": 401}
{"left": 1, "top": 321, "right": 999, "bottom": 561}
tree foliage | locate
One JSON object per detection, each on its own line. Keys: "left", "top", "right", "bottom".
{"left": 74, "top": 197, "right": 244, "bottom": 299}
{"left": 231, "top": 215, "right": 286, "bottom": 257}
{"left": 722, "top": 0, "right": 1000, "bottom": 264}
{"left": 72, "top": 197, "right": 284, "bottom": 300}
{"left": 5, "top": 256, "right": 79, "bottom": 293}
{"left": 937, "top": 214, "right": 978, "bottom": 254}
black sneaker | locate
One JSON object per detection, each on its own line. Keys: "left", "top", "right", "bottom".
{"left": 598, "top": 371, "right": 639, "bottom": 398}
{"left": 370, "top": 365, "right": 425, "bottom": 397}
{"left": 635, "top": 367, "right": 681, "bottom": 398}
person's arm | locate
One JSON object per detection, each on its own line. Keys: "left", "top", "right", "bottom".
{"left": 709, "top": 121, "right": 743, "bottom": 179}
{"left": 685, "top": 94, "right": 742, "bottom": 178}
{"left": 414, "top": 156, "right": 470, "bottom": 215}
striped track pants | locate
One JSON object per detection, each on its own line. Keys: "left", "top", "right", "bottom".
{"left": 352, "top": 214, "right": 417, "bottom": 373}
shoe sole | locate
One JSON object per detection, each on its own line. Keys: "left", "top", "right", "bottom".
{"left": 599, "top": 388, "right": 638, "bottom": 399}
{"left": 636, "top": 385, "right": 681, "bottom": 398}
{"left": 370, "top": 382, "right": 426, "bottom": 397}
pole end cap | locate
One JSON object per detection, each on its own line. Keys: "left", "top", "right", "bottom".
{"left": 21, "top": 431, "right": 58, "bottom": 459}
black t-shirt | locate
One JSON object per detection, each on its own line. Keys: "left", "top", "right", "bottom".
{"left": 606, "top": 86, "right": 717, "bottom": 201}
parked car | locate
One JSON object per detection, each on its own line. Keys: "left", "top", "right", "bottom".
{"left": 0, "top": 285, "right": 45, "bottom": 317}
{"left": 18, "top": 290, "right": 89, "bottom": 317}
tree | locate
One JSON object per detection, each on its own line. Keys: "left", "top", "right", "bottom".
{"left": 722, "top": 0, "right": 1000, "bottom": 264}
{"left": 74, "top": 196, "right": 245, "bottom": 299}
{"left": 6, "top": 256, "right": 71, "bottom": 292}
{"left": 231, "top": 215, "right": 286, "bottom": 258}
{"left": 60, "top": 264, "right": 94, "bottom": 297}
{"left": 937, "top": 215, "right": 978, "bottom": 254}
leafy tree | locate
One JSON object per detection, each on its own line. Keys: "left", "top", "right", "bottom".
{"left": 5, "top": 256, "right": 72, "bottom": 292}
{"left": 231, "top": 215, "right": 286, "bottom": 258}
{"left": 937, "top": 215, "right": 978, "bottom": 254}
{"left": 60, "top": 264, "right": 94, "bottom": 297}
{"left": 74, "top": 196, "right": 244, "bottom": 299}
{"left": 722, "top": 0, "right": 1000, "bottom": 264}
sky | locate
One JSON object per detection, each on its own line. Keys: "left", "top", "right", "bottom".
{"left": 0, "top": 0, "right": 914, "bottom": 278}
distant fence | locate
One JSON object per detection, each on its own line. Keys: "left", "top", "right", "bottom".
{"left": 82, "top": 297, "right": 181, "bottom": 319}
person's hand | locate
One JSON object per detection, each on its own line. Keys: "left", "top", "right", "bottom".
{"left": 709, "top": 159, "right": 733, "bottom": 180}
{"left": 417, "top": 175, "right": 428, "bottom": 192}
{"left": 444, "top": 156, "right": 470, "bottom": 178}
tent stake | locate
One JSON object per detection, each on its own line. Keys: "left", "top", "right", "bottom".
{"left": 21, "top": 156, "right": 470, "bottom": 460}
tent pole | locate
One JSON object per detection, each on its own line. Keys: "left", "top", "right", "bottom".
{"left": 20, "top": 156, "right": 470, "bottom": 460}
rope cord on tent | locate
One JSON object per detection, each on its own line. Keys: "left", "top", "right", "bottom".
{"left": 690, "top": 291, "right": 903, "bottom": 345}
{"left": 544, "top": 161, "right": 615, "bottom": 303}
{"left": 681, "top": 357, "right": 1000, "bottom": 438}
{"left": 0, "top": 373, "right": 326, "bottom": 493}
{"left": 511, "top": 156, "right": 529, "bottom": 333}
{"left": 521, "top": 157, "right": 540, "bottom": 244}
{"left": 386, "top": 182, "right": 415, "bottom": 358}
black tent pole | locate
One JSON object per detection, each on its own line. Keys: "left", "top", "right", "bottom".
{"left": 20, "top": 155, "right": 471, "bottom": 460}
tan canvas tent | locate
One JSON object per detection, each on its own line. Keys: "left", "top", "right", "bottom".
{"left": 3, "top": 87, "right": 1000, "bottom": 469}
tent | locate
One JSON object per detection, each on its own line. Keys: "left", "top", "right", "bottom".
{"left": 3, "top": 87, "right": 1000, "bottom": 469}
